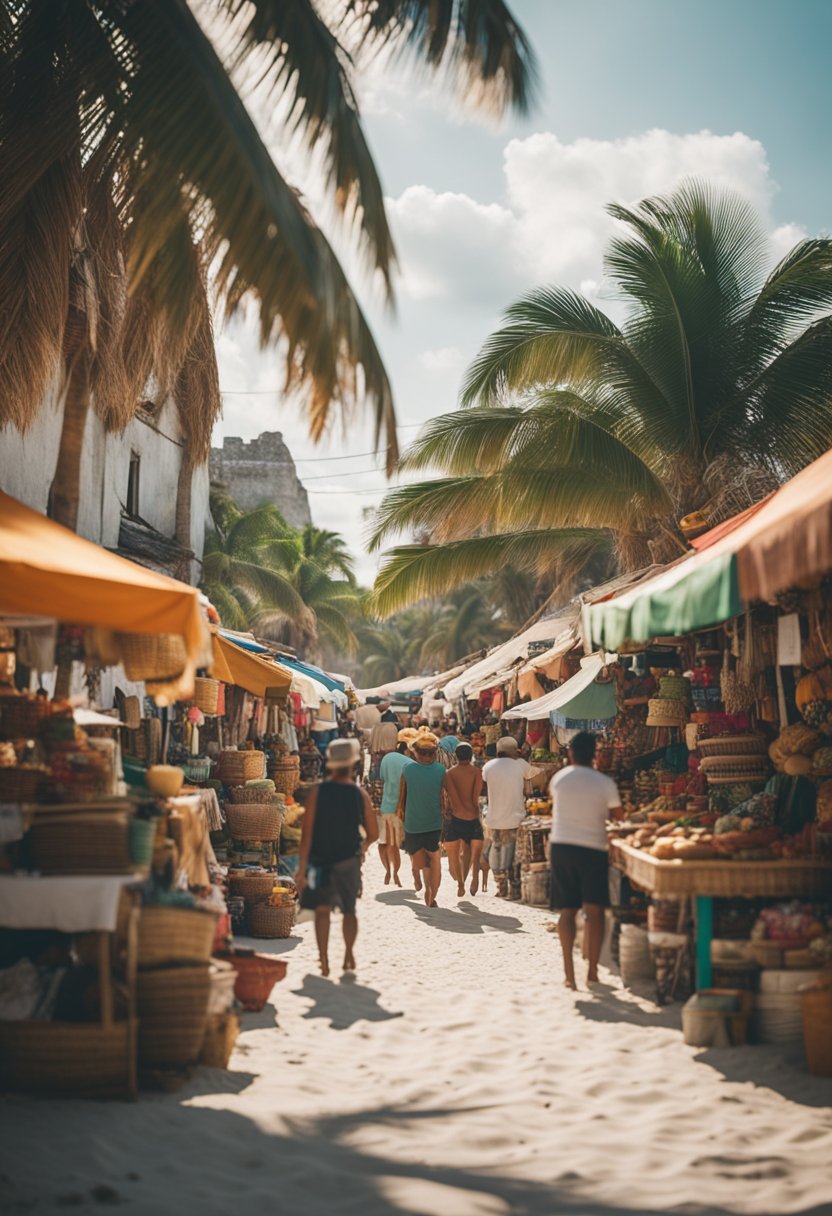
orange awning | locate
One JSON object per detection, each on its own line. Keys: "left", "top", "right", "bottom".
{"left": 0, "top": 490, "right": 207, "bottom": 661}
{"left": 210, "top": 632, "right": 291, "bottom": 699}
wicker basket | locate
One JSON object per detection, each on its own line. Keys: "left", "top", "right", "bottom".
{"left": 182, "top": 757, "right": 213, "bottom": 782}
{"left": 219, "top": 750, "right": 265, "bottom": 783}
{"left": 117, "top": 632, "right": 188, "bottom": 682}
{"left": 228, "top": 784, "right": 281, "bottom": 804}
{"left": 216, "top": 950, "right": 287, "bottom": 1012}
{"left": 800, "top": 975, "right": 832, "bottom": 1076}
{"left": 138, "top": 906, "right": 219, "bottom": 968}
{"left": 269, "top": 758, "right": 301, "bottom": 795}
{"left": 29, "top": 811, "right": 132, "bottom": 874}
{"left": 225, "top": 802, "right": 284, "bottom": 841}
{"left": 137, "top": 965, "right": 211, "bottom": 1068}
{"left": 0, "top": 1019, "right": 135, "bottom": 1094}
{"left": 249, "top": 901, "right": 296, "bottom": 939}
{"left": 228, "top": 870, "right": 277, "bottom": 903}
{"left": 193, "top": 677, "right": 220, "bottom": 715}
{"left": 0, "top": 695, "right": 52, "bottom": 737}
{"left": 646, "top": 698, "right": 688, "bottom": 727}
{"left": 200, "top": 1013, "right": 240, "bottom": 1069}
{"left": 0, "top": 766, "right": 46, "bottom": 801}
{"left": 698, "top": 734, "right": 768, "bottom": 758}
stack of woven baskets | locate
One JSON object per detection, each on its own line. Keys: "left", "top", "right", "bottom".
{"left": 269, "top": 753, "right": 301, "bottom": 795}
{"left": 224, "top": 780, "right": 296, "bottom": 939}
{"left": 136, "top": 905, "right": 219, "bottom": 1077}
{"left": 646, "top": 674, "right": 692, "bottom": 729}
{"left": 697, "top": 734, "right": 770, "bottom": 786}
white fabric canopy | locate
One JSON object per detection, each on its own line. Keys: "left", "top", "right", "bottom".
{"left": 0, "top": 874, "right": 139, "bottom": 931}
{"left": 443, "top": 612, "right": 577, "bottom": 701}
{"left": 355, "top": 674, "right": 431, "bottom": 700}
{"left": 502, "top": 654, "right": 606, "bottom": 720}
{"left": 518, "top": 627, "right": 579, "bottom": 675}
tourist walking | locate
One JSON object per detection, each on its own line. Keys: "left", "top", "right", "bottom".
{"left": 376, "top": 731, "right": 416, "bottom": 886}
{"left": 369, "top": 702, "right": 399, "bottom": 773}
{"left": 442, "top": 743, "right": 484, "bottom": 896}
{"left": 397, "top": 731, "right": 445, "bottom": 907}
{"left": 481, "top": 735, "right": 537, "bottom": 898}
{"left": 549, "top": 731, "right": 621, "bottom": 990}
{"left": 296, "top": 738, "right": 378, "bottom": 977}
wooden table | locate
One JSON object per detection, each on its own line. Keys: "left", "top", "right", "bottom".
{"left": 611, "top": 840, "right": 832, "bottom": 987}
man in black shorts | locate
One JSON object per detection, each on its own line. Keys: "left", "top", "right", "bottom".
{"left": 548, "top": 732, "right": 621, "bottom": 990}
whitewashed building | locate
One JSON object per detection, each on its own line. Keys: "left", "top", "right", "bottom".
{"left": 0, "top": 396, "right": 209, "bottom": 584}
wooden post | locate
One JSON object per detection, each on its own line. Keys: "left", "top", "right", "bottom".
{"left": 125, "top": 899, "right": 139, "bottom": 1101}
{"left": 98, "top": 932, "right": 113, "bottom": 1028}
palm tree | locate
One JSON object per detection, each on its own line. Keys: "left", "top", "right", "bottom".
{"left": 298, "top": 525, "right": 356, "bottom": 582}
{"left": 369, "top": 181, "right": 832, "bottom": 615}
{"left": 1, "top": 1, "right": 536, "bottom": 529}
{"left": 202, "top": 495, "right": 310, "bottom": 631}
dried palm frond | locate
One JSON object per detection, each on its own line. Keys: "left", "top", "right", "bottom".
{"left": 84, "top": 169, "right": 134, "bottom": 431}
{"left": 173, "top": 255, "right": 221, "bottom": 465}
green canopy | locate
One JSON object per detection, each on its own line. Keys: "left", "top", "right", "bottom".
{"left": 586, "top": 551, "right": 741, "bottom": 651}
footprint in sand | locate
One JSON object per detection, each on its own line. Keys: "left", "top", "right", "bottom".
{"left": 693, "top": 1155, "right": 789, "bottom": 1180}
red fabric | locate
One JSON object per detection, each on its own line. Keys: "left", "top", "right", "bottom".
{"left": 690, "top": 496, "right": 775, "bottom": 550}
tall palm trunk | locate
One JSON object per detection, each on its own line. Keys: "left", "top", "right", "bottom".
{"left": 174, "top": 453, "right": 194, "bottom": 583}
{"left": 49, "top": 347, "right": 91, "bottom": 531}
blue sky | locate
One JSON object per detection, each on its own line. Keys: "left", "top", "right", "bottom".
{"left": 215, "top": 0, "right": 831, "bottom": 583}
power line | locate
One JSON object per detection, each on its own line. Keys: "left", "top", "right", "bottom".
{"left": 302, "top": 467, "right": 391, "bottom": 481}
{"left": 306, "top": 486, "right": 390, "bottom": 495}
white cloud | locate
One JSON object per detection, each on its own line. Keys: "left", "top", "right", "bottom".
{"left": 418, "top": 346, "right": 466, "bottom": 372}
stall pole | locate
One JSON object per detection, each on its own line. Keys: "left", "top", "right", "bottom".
{"left": 695, "top": 895, "right": 713, "bottom": 989}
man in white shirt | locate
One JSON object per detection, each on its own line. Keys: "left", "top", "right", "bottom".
{"left": 481, "top": 736, "right": 537, "bottom": 899}
{"left": 549, "top": 731, "right": 621, "bottom": 990}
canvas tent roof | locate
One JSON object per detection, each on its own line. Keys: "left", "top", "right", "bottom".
{"left": 442, "top": 611, "right": 578, "bottom": 701}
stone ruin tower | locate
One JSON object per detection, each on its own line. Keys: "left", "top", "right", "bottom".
{"left": 210, "top": 432, "right": 312, "bottom": 529}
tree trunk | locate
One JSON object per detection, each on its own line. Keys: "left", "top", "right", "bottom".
{"left": 174, "top": 453, "right": 194, "bottom": 583}
{"left": 49, "top": 349, "right": 91, "bottom": 531}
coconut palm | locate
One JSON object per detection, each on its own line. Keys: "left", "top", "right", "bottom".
{"left": 298, "top": 525, "right": 357, "bottom": 583}
{"left": 1, "top": 1, "right": 536, "bottom": 528}
{"left": 369, "top": 181, "right": 832, "bottom": 615}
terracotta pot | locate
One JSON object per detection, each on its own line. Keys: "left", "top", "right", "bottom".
{"left": 215, "top": 948, "right": 288, "bottom": 1012}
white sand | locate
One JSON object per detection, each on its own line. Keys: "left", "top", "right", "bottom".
{"left": 2, "top": 856, "right": 831, "bottom": 1216}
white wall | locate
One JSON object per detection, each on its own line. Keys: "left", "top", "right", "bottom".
{"left": 0, "top": 396, "right": 208, "bottom": 581}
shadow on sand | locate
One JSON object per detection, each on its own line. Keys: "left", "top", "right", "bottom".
{"left": 375, "top": 889, "right": 524, "bottom": 935}
{"left": 291, "top": 973, "right": 404, "bottom": 1030}
{"left": 5, "top": 1099, "right": 831, "bottom": 1216}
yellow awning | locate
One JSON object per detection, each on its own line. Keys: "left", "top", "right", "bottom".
{"left": 210, "top": 633, "right": 291, "bottom": 699}
{"left": 0, "top": 489, "right": 207, "bottom": 671}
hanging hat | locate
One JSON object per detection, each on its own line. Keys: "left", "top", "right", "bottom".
{"left": 325, "top": 738, "right": 361, "bottom": 768}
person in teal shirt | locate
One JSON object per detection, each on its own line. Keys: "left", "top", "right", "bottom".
{"left": 377, "top": 738, "right": 414, "bottom": 887}
{"left": 398, "top": 732, "right": 445, "bottom": 907}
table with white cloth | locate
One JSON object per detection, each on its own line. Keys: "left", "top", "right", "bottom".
{"left": 0, "top": 873, "right": 141, "bottom": 1097}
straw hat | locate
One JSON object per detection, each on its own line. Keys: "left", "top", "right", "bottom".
{"left": 411, "top": 731, "right": 439, "bottom": 752}
{"left": 325, "top": 738, "right": 361, "bottom": 768}
{"left": 398, "top": 727, "right": 419, "bottom": 744}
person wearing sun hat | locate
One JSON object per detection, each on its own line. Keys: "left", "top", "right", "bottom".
{"left": 296, "top": 737, "right": 378, "bottom": 977}
{"left": 397, "top": 730, "right": 445, "bottom": 907}
{"left": 481, "top": 734, "right": 538, "bottom": 899}
{"left": 375, "top": 729, "right": 417, "bottom": 887}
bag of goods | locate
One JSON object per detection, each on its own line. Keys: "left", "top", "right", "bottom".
{"left": 752, "top": 902, "right": 828, "bottom": 949}
{"left": 795, "top": 665, "right": 832, "bottom": 731}
{"left": 769, "top": 722, "right": 821, "bottom": 772}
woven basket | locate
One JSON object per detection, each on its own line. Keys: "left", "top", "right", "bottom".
{"left": 137, "top": 965, "right": 211, "bottom": 1068}
{"left": 193, "top": 677, "right": 220, "bottom": 715}
{"left": 0, "top": 696, "right": 52, "bottom": 737}
{"left": 228, "top": 871, "right": 277, "bottom": 902}
{"left": 219, "top": 750, "right": 265, "bottom": 783}
{"left": 138, "top": 906, "right": 219, "bottom": 968}
{"left": 249, "top": 902, "right": 296, "bottom": 939}
{"left": 698, "top": 734, "right": 768, "bottom": 758}
{"left": 0, "top": 1019, "right": 134, "bottom": 1094}
{"left": 225, "top": 802, "right": 284, "bottom": 841}
{"left": 228, "top": 784, "right": 281, "bottom": 804}
{"left": 216, "top": 950, "right": 287, "bottom": 1012}
{"left": 0, "top": 766, "right": 46, "bottom": 801}
{"left": 200, "top": 1012, "right": 240, "bottom": 1069}
{"left": 182, "top": 757, "right": 212, "bottom": 782}
{"left": 659, "top": 676, "right": 692, "bottom": 702}
{"left": 117, "top": 632, "right": 188, "bottom": 682}
{"left": 646, "top": 698, "right": 688, "bottom": 727}
{"left": 801, "top": 976, "right": 832, "bottom": 1076}
{"left": 269, "top": 758, "right": 301, "bottom": 795}
{"left": 30, "top": 812, "right": 132, "bottom": 874}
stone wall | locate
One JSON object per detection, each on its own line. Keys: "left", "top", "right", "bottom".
{"left": 210, "top": 432, "right": 311, "bottom": 528}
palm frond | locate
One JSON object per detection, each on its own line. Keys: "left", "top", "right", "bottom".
{"left": 343, "top": 0, "right": 538, "bottom": 116}
{"left": 221, "top": 0, "right": 396, "bottom": 299}
{"left": 172, "top": 251, "right": 221, "bottom": 462}
{"left": 369, "top": 529, "right": 609, "bottom": 617}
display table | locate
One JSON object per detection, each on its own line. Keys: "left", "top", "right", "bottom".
{"left": 0, "top": 874, "right": 140, "bottom": 1098}
{"left": 610, "top": 840, "right": 832, "bottom": 988}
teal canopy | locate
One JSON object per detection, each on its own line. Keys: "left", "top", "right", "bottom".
{"left": 586, "top": 551, "right": 741, "bottom": 651}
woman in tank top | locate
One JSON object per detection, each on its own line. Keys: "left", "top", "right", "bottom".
{"left": 296, "top": 738, "right": 378, "bottom": 977}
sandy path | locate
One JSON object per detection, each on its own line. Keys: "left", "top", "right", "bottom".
{"left": 1, "top": 857, "right": 831, "bottom": 1216}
